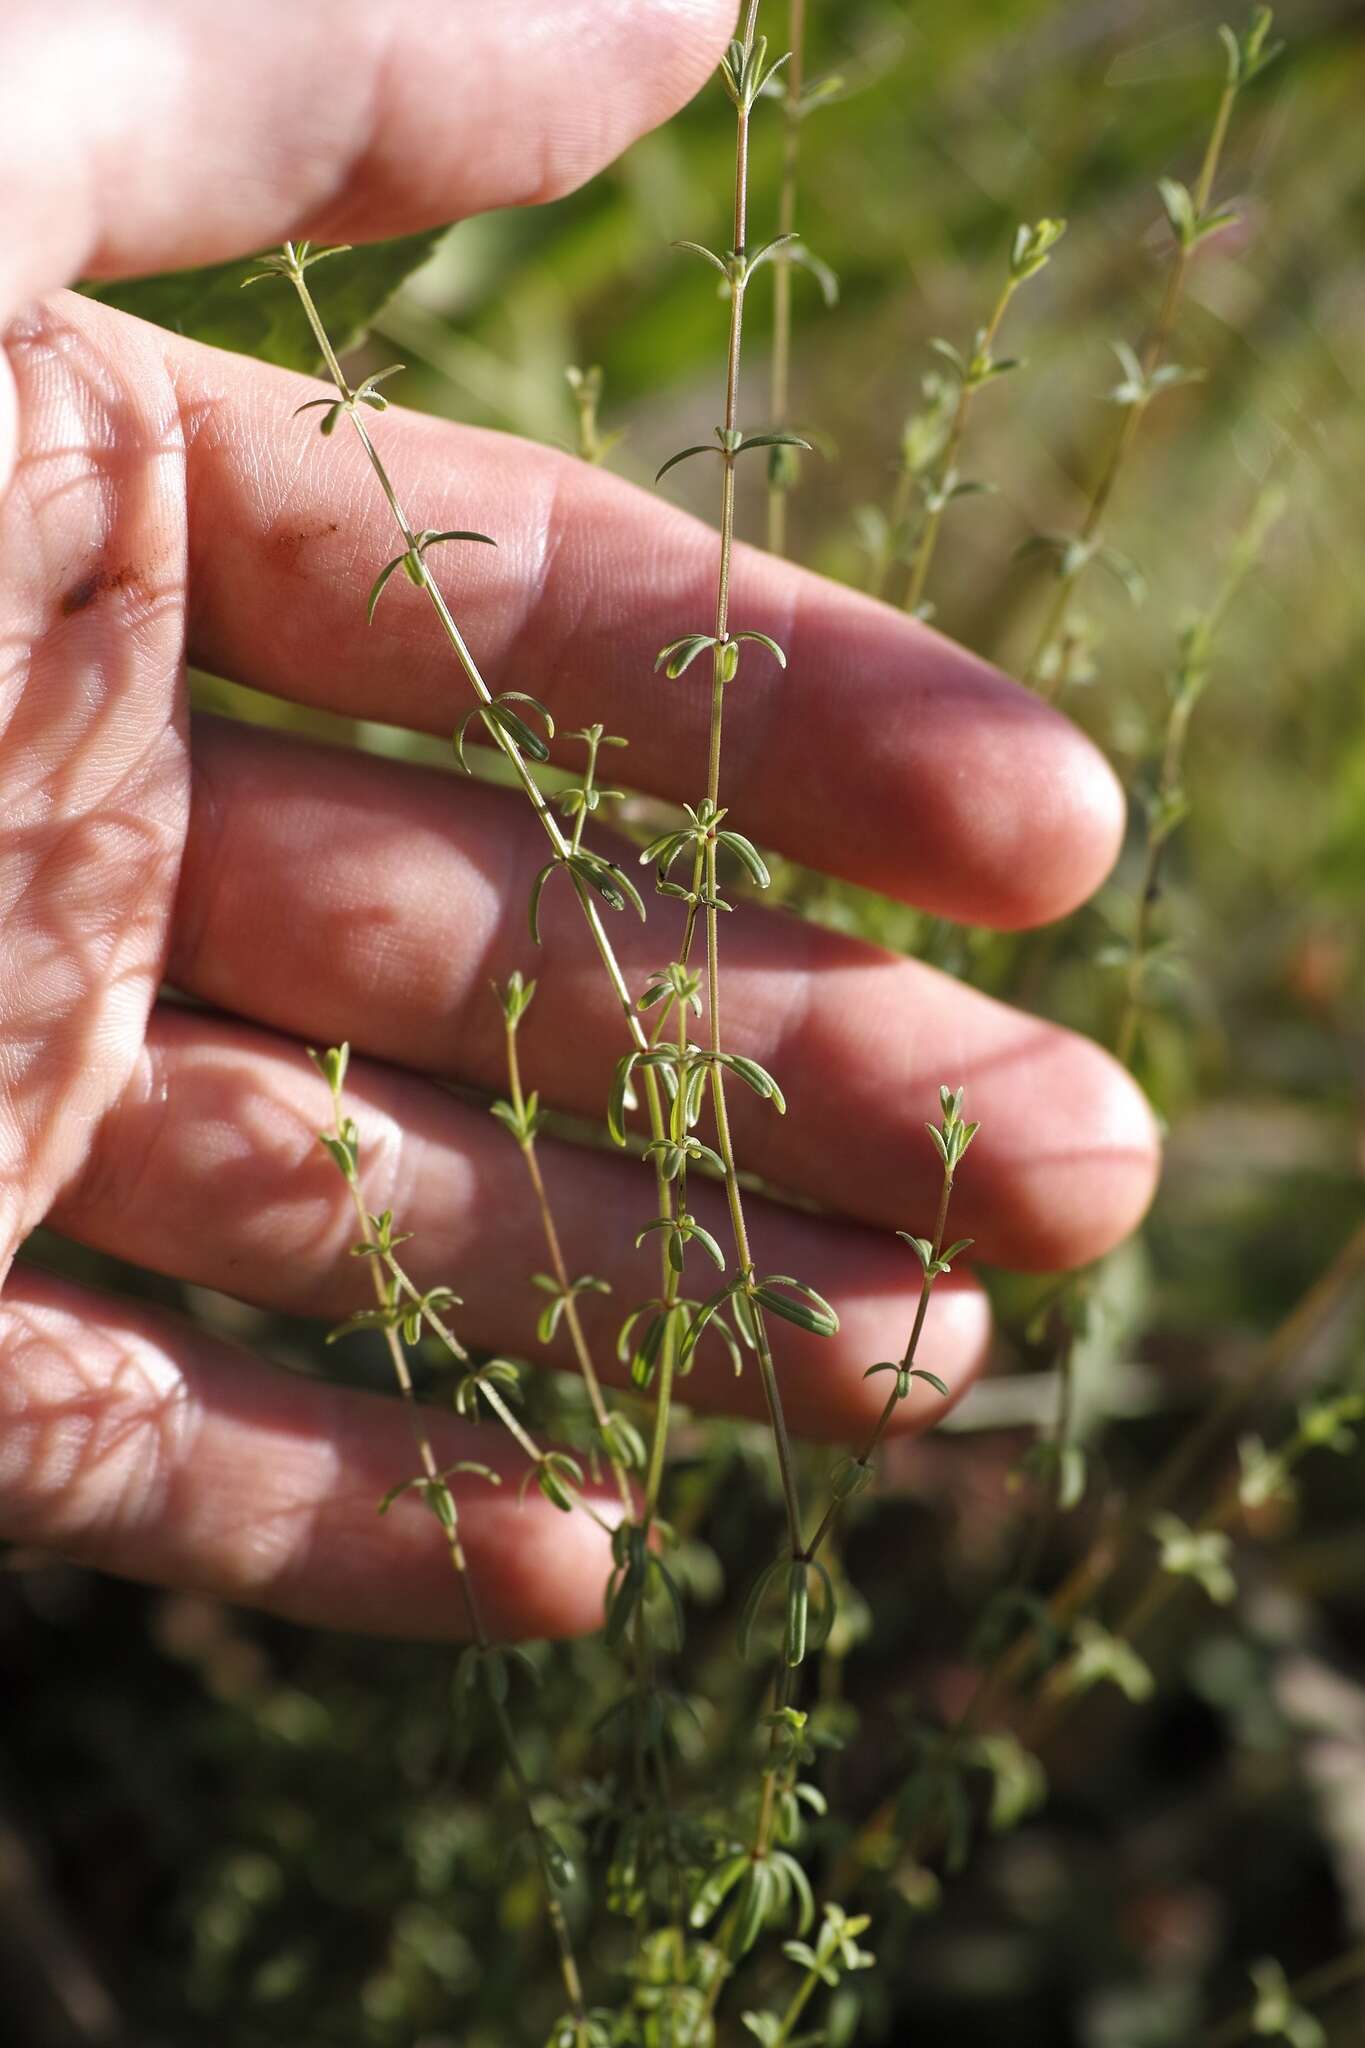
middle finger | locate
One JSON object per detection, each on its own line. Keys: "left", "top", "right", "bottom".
{"left": 170, "top": 715, "right": 1158, "bottom": 1272}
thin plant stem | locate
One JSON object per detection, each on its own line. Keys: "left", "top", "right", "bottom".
{"left": 1025, "top": 69, "right": 1242, "bottom": 698}
{"left": 382, "top": 1251, "right": 587, "bottom": 1492}
{"left": 672, "top": 7, "right": 815, "bottom": 1919}
{"left": 901, "top": 271, "right": 1016, "bottom": 617}
{"left": 766, "top": 0, "right": 806, "bottom": 559}
{"left": 803, "top": 1162, "right": 957, "bottom": 1566}
{"left": 872, "top": 459, "right": 917, "bottom": 605}
{"left": 696, "top": 6, "right": 805, "bottom": 1558}
{"left": 320, "top": 1080, "right": 589, "bottom": 2037}
{"left": 504, "top": 1015, "right": 634, "bottom": 1517}
{"left": 1116, "top": 478, "right": 1285, "bottom": 1066}
{"left": 283, "top": 259, "right": 701, "bottom": 1983}
{"left": 1010, "top": 1336, "right": 1078, "bottom": 1596}
{"left": 870, "top": 217, "right": 1065, "bottom": 606}
{"left": 773, "top": 1960, "right": 822, "bottom": 2044}
{"left": 281, "top": 246, "right": 688, "bottom": 1559}
{"left": 504, "top": 986, "right": 679, "bottom": 1840}
{"left": 289, "top": 254, "right": 650, "bottom": 1030}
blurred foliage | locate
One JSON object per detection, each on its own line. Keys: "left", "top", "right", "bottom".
{"left": 83, "top": 232, "right": 446, "bottom": 373}
{"left": 7, "top": 1, "right": 1365, "bottom": 2044}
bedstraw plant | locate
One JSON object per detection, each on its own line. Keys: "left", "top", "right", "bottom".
{"left": 229, "top": 5, "right": 1365, "bottom": 2043}
{"left": 247, "top": 8, "right": 981, "bottom": 2034}
{"left": 1018, "top": 4, "right": 1283, "bottom": 700}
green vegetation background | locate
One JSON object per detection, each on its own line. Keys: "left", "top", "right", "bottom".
{"left": 7, "top": 1, "right": 1365, "bottom": 2043}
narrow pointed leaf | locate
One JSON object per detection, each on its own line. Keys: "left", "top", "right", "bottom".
{"left": 656, "top": 444, "right": 720, "bottom": 483}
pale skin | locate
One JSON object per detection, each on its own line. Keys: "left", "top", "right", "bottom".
{"left": 0, "top": 0, "right": 1158, "bottom": 1642}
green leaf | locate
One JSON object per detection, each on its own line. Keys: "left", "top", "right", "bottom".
{"left": 672, "top": 239, "right": 729, "bottom": 276}
{"left": 751, "top": 1275, "right": 839, "bottom": 1339}
{"left": 716, "top": 830, "right": 772, "bottom": 889}
{"left": 354, "top": 363, "right": 405, "bottom": 410}
{"left": 1010, "top": 216, "right": 1067, "bottom": 281}
{"left": 656, "top": 444, "right": 722, "bottom": 483}
{"left": 742, "top": 232, "right": 800, "bottom": 281}
{"left": 536, "top": 1452, "right": 584, "bottom": 1514}
{"left": 728, "top": 1862, "right": 776, "bottom": 1958}
{"left": 741, "top": 2014, "right": 782, "bottom": 2047}
{"left": 1095, "top": 544, "right": 1148, "bottom": 607}
{"left": 1158, "top": 177, "right": 1197, "bottom": 248}
{"left": 84, "top": 230, "right": 447, "bottom": 372}
{"left": 308, "top": 1043, "right": 350, "bottom": 1096}
{"left": 789, "top": 239, "right": 841, "bottom": 306}
{"left": 527, "top": 860, "right": 559, "bottom": 946}
{"left": 732, "top": 630, "right": 788, "bottom": 670}
{"left": 656, "top": 634, "right": 718, "bottom": 678}
{"left": 366, "top": 553, "right": 411, "bottom": 625}
{"left": 679, "top": 1285, "right": 740, "bottom": 1374}
{"left": 1150, "top": 1512, "right": 1238, "bottom": 1605}
{"left": 607, "top": 1053, "right": 639, "bottom": 1148}
{"left": 597, "top": 1411, "right": 646, "bottom": 1472}
{"left": 686, "top": 1218, "right": 727, "bottom": 1270}
{"left": 456, "top": 691, "right": 555, "bottom": 772}
{"left": 717, "top": 1052, "right": 786, "bottom": 1111}
{"left": 1248, "top": 1957, "right": 1326, "bottom": 2048}
{"left": 912, "top": 1369, "right": 950, "bottom": 1398}
{"left": 416, "top": 527, "right": 499, "bottom": 557}
{"left": 737, "top": 1557, "right": 787, "bottom": 1661}
{"left": 488, "top": 693, "right": 556, "bottom": 762}
{"left": 970, "top": 1732, "right": 1047, "bottom": 1834}
{"left": 1223, "top": 8, "right": 1285, "bottom": 88}
{"left": 1060, "top": 1619, "right": 1154, "bottom": 1703}
{"left": 785, "top": 1562, "right": 809, "bottom": 1668}
{"left": 928, "top": 336, "right": 967, "bottom": 380}
{"left": 1189, "top": 203, "right": 1243, "bottom": 248}
{"left": 572, "top": 851, "right": 646, "bottom": 922}
{"left": 735, "top": 432, "right": 813, "bottom": 459}
{"left": 293, "top": 397, "right": 345, "bottom": 437}
{"left": 690, "top": 1849, "right": 751, "bottom": 1928}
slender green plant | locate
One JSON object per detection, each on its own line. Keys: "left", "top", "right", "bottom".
{"left": 766, "top": 0, "right": 806, "bottom": 563}
{"left": 492, "top": 968, "right": 636, "bottom": 1514}
{"left": 764, "top": 0, "right": 840, "bottom": 558}
{"left": 1113, "top": 476, "right": 1286, "bottom": 1067}
{"left": 248, "top": 237, "right": 738, "bottom": 2033}
{"left": 1027, "top": 1385, "right": 1365, "bottom": 1746}
{"left": 565, "top": 364, "right": 624, "bottom": 467}
{"left": 309, "top": 1045, "right": 593, "bottom": 2040}
{"left": 227, "top": 8, "right": 1360, "bottom": 2043}
{"left": 869, "top": 218, "right": 1065, "bottom": 615}
{"left": 1020, "top": 6, "right": 1282, "bottom": 699}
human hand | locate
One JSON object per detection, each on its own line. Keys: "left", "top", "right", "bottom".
{"left": 0, "top": 0, "right": 1156, "bottom": 1641}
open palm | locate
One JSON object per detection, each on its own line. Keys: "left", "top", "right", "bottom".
{"left": 0, "top": 0, "right": 1156, "bottom": 1642}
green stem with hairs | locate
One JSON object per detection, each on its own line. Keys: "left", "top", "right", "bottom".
{"left": 280, "top": 242, "right": 688, "bottom": 1571}
{"left": 319, "top": 1072, "right": 589, "bottom": 2040}
{"left": 766, "top": 0, "right": 806, "bottom": 559}
{"left": 901, "top": 271, "right": 1017, "bottom": 617}
{"left": 1025, "top": 65, "right": 1244, "bottom": 699}
{"left": 504, "top": 1014, "right": 634, "bottom": 1517}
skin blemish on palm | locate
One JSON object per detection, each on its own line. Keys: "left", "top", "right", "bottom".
{"left": 265, "top": 519, "right": 339, "bottom": 573}
{"left": 60, "top": 562, "right": 139, "bottom": 615}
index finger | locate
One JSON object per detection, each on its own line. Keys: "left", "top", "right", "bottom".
{"left": 0, "top": 0, "right": 736, "bottom": 485}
